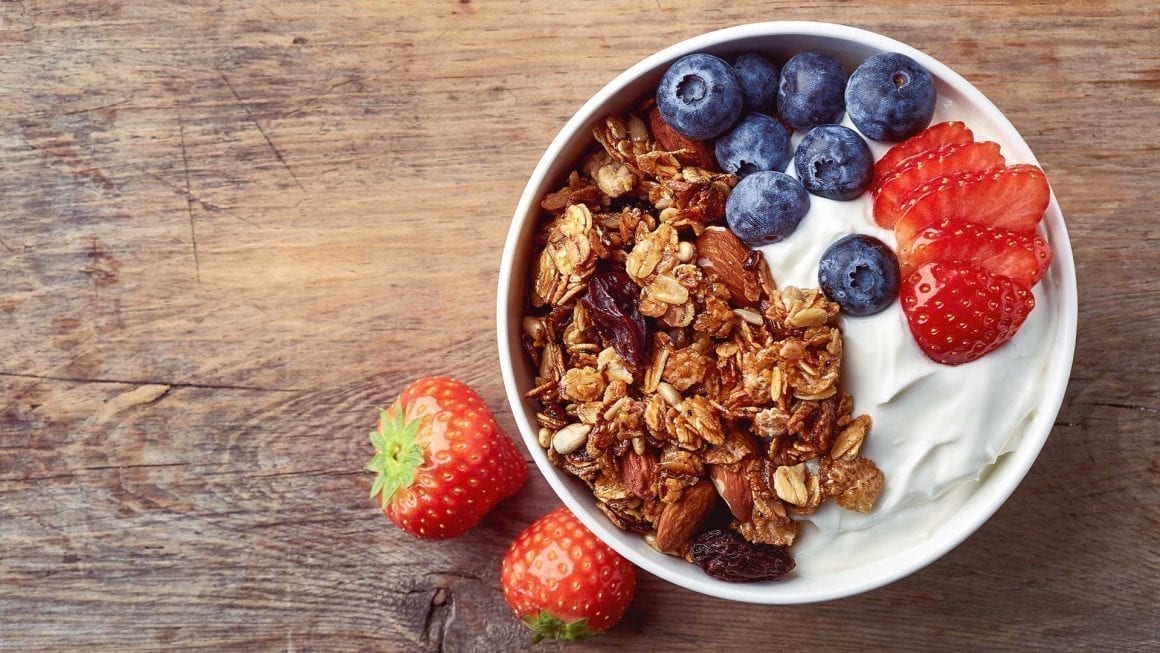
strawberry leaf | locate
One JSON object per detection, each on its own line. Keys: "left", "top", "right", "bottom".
{"left": 366, "top": 403, "right": 425, "bottom": 507}
{"left": 521, "top": 611, "right": 599, "bottom": 643}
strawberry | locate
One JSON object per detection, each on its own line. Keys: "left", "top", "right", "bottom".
{"left": 872, "top": 141, "right": 1005, "bottom": 228}
{"left": 873, "top": 120, "right": 974, "bottom": 187}
{"left": 367, "top": 376, "right": 526, "bottom": 539}
{"left": 900, "top": 261, "right": 1036, "bottom": 365}
{"left": 899, "top": 218, "right": 1053, "bottom": 287}
{"left": 502, "top": 506, "right": 636, "bottom": 642}
{"left": 894, "top": 164, "right": 1051, "bottom": 246}
{"left": 648, "top": 106, "right": 717, "bottom": 170}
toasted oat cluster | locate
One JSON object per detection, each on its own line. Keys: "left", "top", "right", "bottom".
{"left": 521, "top": 105, "right": 884, "bottom": 579}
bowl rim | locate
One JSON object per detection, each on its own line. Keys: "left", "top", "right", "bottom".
{"left": 496, "top": 21, "right": 1078, "bottom": 604}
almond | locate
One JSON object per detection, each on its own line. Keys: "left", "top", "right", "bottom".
{"left": 708, "top": 462, "right": 754, "bottom": 522}
{"left": 648, "top": 107, "right": 716, "bottom": 170}
{"left": 654, "top": 481, "right": 717, "bottom": 553}
{"left": 621, "top": 450, "right": 658, "bottom": 500}
{"left": 696, "top": 226, "right": 763, "bottom": 306}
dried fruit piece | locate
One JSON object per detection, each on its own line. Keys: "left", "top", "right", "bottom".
{"left": 689, "top": 528, "right": 795, "bottom": 582}
{"left": 580, "top": 269, "right": 653, "bottom": 374}
{"left": 621, "top": 451, "right": 659, "bottom": 500}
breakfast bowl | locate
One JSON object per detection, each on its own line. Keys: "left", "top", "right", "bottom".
{"left": 496, "top": 22, "right": 1077, "bottom": 604}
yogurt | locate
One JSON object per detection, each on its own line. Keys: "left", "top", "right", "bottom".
{"left": 761, "top": 101, "right": 1059, "bottom": 575}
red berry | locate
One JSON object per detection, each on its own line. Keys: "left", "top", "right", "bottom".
{"left": 900, "top": 261, "right": 1036, "bottom": 365}
{"left": 501, "top": 507, "right": 636, "bottom": 642}
{"left": 894, "top": 164, "right": 1051, "bottom": 246}
{"left": 873, "top": 121, "right": 974, "bottom": 187}
{"left": 367, "top": 377, "right": 527, "bottom": 539}
{"left": 872, "top": 141, "right": 1005, "bottom": 228}
{"left": 899, "top": 218, "right": 1054, "bottom": 287}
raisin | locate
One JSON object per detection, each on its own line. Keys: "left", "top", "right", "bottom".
{"left": 609, "top": 195, "right": 655, "bottom": 215}
{"left": 690, "top": 529, "right": 795, "bottom": 582}
{"left": 580, "top": 268, "right": 652, "bottom": 374}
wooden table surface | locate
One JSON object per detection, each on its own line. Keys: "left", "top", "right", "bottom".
{"left": 2, "top": 1, "right": 1158, "bottom": 650}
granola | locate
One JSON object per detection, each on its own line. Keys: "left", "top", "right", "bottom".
{"left": 521, "top": 102, "right": 884, "bottom": 578}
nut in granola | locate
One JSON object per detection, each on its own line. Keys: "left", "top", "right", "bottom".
{"left": 654, "top": 481, "right": 717, "bottom": 553}
{"left": 695, "top": 226, "right": 762, "bottom": 305}
{"left": 552, "top": 423, "right": 592, "bottom": 455}
{"left": 709, "top": 462, "right": 754, "bottom": 522}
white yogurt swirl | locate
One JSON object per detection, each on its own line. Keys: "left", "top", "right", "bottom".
{"left": 761, "top": 102, "right": 1058, "bottom": 575}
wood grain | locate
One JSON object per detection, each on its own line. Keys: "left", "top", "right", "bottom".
{"left": 1, "top": 1, "right": 1157, "bottom": 650}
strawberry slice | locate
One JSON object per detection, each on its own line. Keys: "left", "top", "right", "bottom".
{"left": 873, "top": 121, "right": 974, "bottom": 187}
{"left": 899, "top": 218, "right": 1053, "bottom": 287}
{"left": 900, "top": 261, "right": 1036, "bottom": 365}
{"left": 894, "top": 164, "right": 1051, "bottom": 246}
{"left": 872, "top": 141, "right": 1005, "bottom": 228}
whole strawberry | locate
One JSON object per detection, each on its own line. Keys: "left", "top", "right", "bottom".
{"left": 367, "top": 376, "right": 526, "bottom": 539}
{"left": 502, "top": 506, "right": 636, "bottom": 642}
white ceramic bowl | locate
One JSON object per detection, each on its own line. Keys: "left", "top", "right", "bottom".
{"left": 497, "top": 22, "right": 1077, "bottom": 604}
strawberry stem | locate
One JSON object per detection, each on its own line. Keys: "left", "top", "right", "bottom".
{"left": 367, "top": 404, "right": 424, "bottom": 507}
{"left": 522, "top": 611, "right": 599, "bottom": 643}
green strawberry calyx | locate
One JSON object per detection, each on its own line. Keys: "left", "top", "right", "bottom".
{"left": 522, "top": 611, "right": 599, "bottom": 643}
{"left": 367, "top": 404, "right": 425, "bottom": 508}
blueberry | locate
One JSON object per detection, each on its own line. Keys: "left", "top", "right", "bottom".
{"left": 776, "top": 52, "right": 846, "bottom": 132}
{"left": 794, "top": 125, "right": 874, "bottom": 200}
{"left": 714, "top": 114, "right": 792, "bottom": 177}
{"left": 817, "top": 234, "right": 900, "bottom": 316}
{"left": 724, "top": 171, "right": 810, "bottom": 246}
{"left": 733, "top": 53, "right": 779, "bottom": 114}
{"left": 846, "top": 52, "right": 936, "bottom": 142}
{"left": 656, "top": 54, "right": 744, "bottom": 140}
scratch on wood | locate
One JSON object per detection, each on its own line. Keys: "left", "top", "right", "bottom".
{"left": 142, "top": 169, "right": 257, "bottom": 227}
{"left": 1, "top": 461, "right": 200, "bottom": 483}
{"left": 62, "top": 99, "right": 132, "bottom": 116}
{"left": 91, "top": 384, "right": 172, "bottom": 423}
{"left": 245, "top": 468, "right": 363, "bottom": 480}
{"left": 216, "top": 67, "right": 308, "bottom": 194}
{"left": 0, "top": 371, "right": 300, "bottom": 393}
{"left": 0, "top": 238, "right": 12, "bottom": 252}
{"left": 424, "top": 569, "right": 486, "bottom": 583}
{"left": 179, "top": 120, "right": 201, "bottom": 283}
{"left": 1090, "top": 401, "right": 1160, "bottom": 415}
